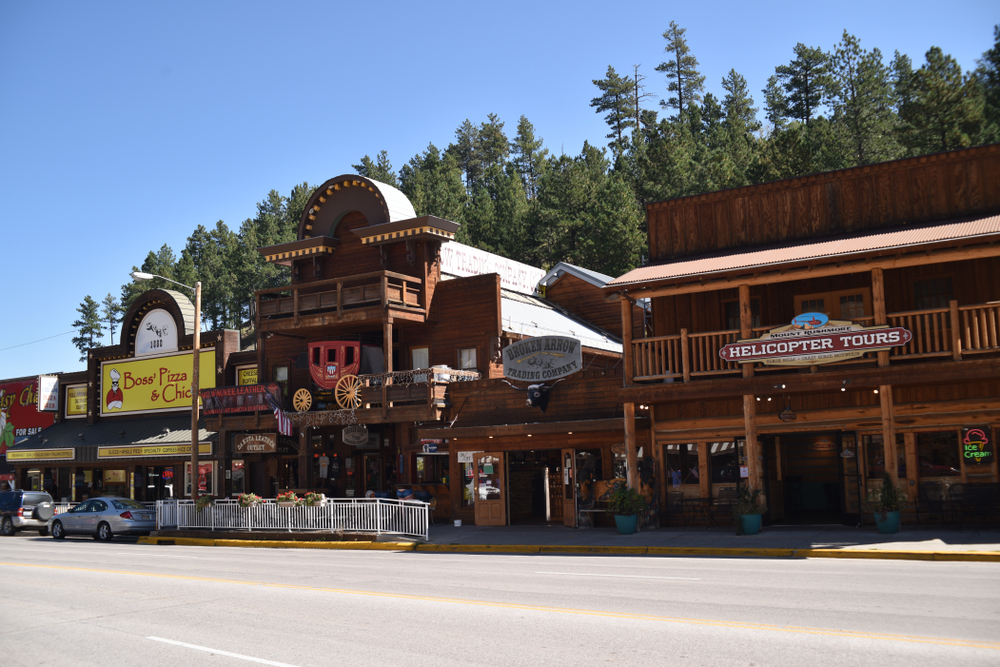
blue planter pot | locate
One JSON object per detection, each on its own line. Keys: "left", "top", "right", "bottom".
{"left": 739, "top": 514, "right": 762, "bottom": 535}
{"left": 614, "top": 514, "right": 638, "bottom": 535}
{"left": 874, "top": 510, "right": 901, "bottom": 534}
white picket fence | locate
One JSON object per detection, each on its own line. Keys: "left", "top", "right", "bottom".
{"left": 156, "top": 497, "right": 429, "bottom": 541}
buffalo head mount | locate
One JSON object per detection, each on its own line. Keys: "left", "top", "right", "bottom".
{"left": 502, "top": 378, "right": 564, "bottom": 412}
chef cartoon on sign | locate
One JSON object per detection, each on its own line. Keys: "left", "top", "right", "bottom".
{"left": 106, "top": 368, "right": 124, "bottom": 410}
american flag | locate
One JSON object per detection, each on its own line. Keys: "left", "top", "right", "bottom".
{"left": 265, "top": 393, "right": 293, "bottom": 437}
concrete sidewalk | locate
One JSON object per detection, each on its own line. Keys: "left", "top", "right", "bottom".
{"left": 140, "top": 523, "right": 1000, "bottom": 561}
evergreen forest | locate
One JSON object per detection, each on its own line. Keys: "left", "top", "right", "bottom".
{"left": 72, "top": 25, "right": 1000, "bottom": 357}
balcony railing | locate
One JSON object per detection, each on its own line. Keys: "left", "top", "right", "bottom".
{"left": 630, "top": 301, "right": 1000, "bottom": 383}
{"left": 257, "top": 270, "right": 423, "bottom": 323}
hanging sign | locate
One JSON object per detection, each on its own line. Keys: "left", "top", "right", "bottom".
{"left": 502, "top": 336, "right": 582, "bottom": 381}
{"left": 962, "top": 427, "right": 993, "bottom": 466}
{"left": 64, "top": 385, "right": 87, "bottom": 418}
{"left": 343, "top": 424, "right": 369, "bottom": 447}
{"left": 420, "top": 438, "right": 442, "bottom": 453}
{"left": 235, "top": 433, "right": 277, "bottom": 454}
{"left": 37, "top": 375, "right": 59, "bottom": 412}
{"left": 718, "top": 314, "right": 911, "bottom": 366}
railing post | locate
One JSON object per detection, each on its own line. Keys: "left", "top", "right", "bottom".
{"left": 620, "top": 296, "right": 634, "bottom": 386}
{"left": 377, "top": 498, "right": 383, "bottom": 535}
{"left": 950, "top": 300, "right": 962, "bottom": 361}
{"left": 680, "top": 329, "right": 691, "bottom": 382}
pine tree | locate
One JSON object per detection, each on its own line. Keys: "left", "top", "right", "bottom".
{"left": 121, "top": 244, "right": 178, "bottom": 308}
{"left": 898, "top": 47, "right": 986, "bottom": 153}
{"left": 976, "top": 25, "right": 1000, "bottom": 139}
{"left": 829, "top": 31, "right": 902, "bottom": 166}
{"left": 774, "top": 43, "right": 834, "bottom": 126}
{"left": 353, "top": 150, "right": 399, "bottom": 186}
{"left": 71, "top": 296, "right": 103, "bottom": 362}
{"left": 591, "top": 65, "right": 636, "bottom": 156}
{"left": 448, "top": 120, "right": 483, "bottom": 194}
{"left": 655, "top": 21, "right": 705, "bottom": 120}
{"left": 510, "top": 116, "right": 548, "bottom": 200}
{"left": 101, "top": 293, "right": 122, "bottom": 346}
{"left": 762, "top": 75, "right": 789, "bottom": 132}
{"left": 399, "top": 144, "right": 468, "bottom": 222}
{"left": 722, "top": 69, "right": 761, "bottom": 136}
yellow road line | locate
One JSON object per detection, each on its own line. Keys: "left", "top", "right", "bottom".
{"left": 3, "top": 561, "right": 998, "bottom": 651}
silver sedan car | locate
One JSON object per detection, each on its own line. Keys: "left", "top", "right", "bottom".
{"left": 50, "top": 497, "right": 156, "bottom": 541}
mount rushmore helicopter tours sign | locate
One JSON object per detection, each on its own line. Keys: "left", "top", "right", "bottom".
{"left": 502, "top": 336, "right": 583, "bottom": 381}
{"left": 718, "top": 312, "right": 912, "bottom": 367}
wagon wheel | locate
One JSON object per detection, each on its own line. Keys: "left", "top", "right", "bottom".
{"left": 335, "top": 374, "right": 363, "bottom": 409}
{"left": 293, "top": 388, "right": 313, "bottom": 413}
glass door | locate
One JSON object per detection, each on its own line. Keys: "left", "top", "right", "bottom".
{"left": 474, "top": 452, "right": 505, "bottom": 526}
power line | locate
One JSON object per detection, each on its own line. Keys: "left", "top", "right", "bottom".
{"left": 0, "top": 331, "right": 76, "bottom": 352}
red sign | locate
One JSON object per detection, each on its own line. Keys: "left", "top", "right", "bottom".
{"left": 0, "top": 380, "right": 56, "bottom": 455}
{"left": 719, "top": 323, "right": 912, "bottom": 366}
{"left": 200, "top": 383, "right": 283, "bottom": 415}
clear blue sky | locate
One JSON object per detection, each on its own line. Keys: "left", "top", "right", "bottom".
{"left": 1, "top": 1, "right": 995, "bottom": 380}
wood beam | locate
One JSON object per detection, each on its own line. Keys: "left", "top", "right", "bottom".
{"left": 880, "top": 384, "right": 898, "bottom": 487}
{"left": 872, "top": 267, "right": 889, "bottom": 367}
{"left": 624, "top": 402, "right": 639, "bottom": 491}
{"left": 608, "top": 242, "right": 1000, "bottom": 301}
{"left": 698, "top": 441, "right": 710, "bottom": 499}
{"left": 416, "top": 417, "right": 638, "bottom": 440}
{"left": 744, "top": 394, "right": 763, "bottom": 494}
{"left": 904, "top": 431, "right": 918, "bottom": 501}
{"left": 739, "top": 284, "right": 754, "bottom": 379}
{"left": 621, "top": 296, "right": 634, "bottom": 385}
{"left": 620, "top": 358, "right": 1000, "bottom": 404}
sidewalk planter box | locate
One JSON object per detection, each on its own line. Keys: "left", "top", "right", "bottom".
{"left": 739, "top": 514, "right": 762, "bottom": 536}
{"left": 874, "top": 510, "right": 901, "bottom": 534}
{"left": 614, "top": 514, "right": 638, "bottom": 535}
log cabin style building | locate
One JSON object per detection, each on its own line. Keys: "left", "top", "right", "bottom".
{"left": 207, "top": 175, "right": 647, "bottom": 527}
{"left": 607, "top": 144, "right": 1000, "bottom": 526}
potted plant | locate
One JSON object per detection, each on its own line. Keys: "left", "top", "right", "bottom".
{"left": 733, "top": 487, "right": 766, "bottom": 535}
{"left": 869, "top": 473, "right": 906, "bottom": 534}
{"left": 238, "top": 493, "right": 263, "bottom": 508}
{"left": 276, "top": 491, "right": 299, "bottom": 507}
{"left": 195, "top": 495, "right": 215, "bottom": 513}
{"left": 605, "top": 486, "right": 648, "bottom": 535}
{"left": 301, "top": 492, "right": 324, "bottom": 507}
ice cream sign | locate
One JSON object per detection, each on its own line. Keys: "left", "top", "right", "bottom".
{"left": 718, "top": 313, "right": 912, "bottom": 367}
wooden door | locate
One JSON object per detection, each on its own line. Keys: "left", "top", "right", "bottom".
{"left": 474, "top": 453, "right": 506, "bottom": 526}
{"left": 562, "top": 448, "right": 576, "bottom": 527}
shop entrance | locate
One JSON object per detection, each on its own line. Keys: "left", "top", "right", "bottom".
{"left": 474, "top": 452, "right": 505, "bottom": 526}
{"left": 774, "top": 432, "right": 844, "bottom": 524}
{"left": 506, "top": 450, "right": 564, "bottom": 525}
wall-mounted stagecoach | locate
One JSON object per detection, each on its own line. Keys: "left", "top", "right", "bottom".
{"left": 292, "top": 341, "right": 366, "bottom": 412}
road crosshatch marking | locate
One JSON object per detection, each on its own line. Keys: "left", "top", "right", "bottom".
{"left": 4, "top": 561, "right": 1000, "bottom": 652}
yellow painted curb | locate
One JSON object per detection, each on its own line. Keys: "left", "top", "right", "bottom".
{"left": 135, "top": 537, "right": 1000, "bottom": 562}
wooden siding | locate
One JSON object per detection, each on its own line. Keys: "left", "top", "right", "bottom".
{"left": 545, "top": 272, "right": 644, "bottom": 339}
{"left": 647, "top": 144, "right": 1000, "bottom": 261}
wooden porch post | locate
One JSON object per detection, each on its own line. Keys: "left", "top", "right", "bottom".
{"left": 744, "top": 394, "right": 763, "bottom": 496}
{"left": 621, "top": 296, "right": 634, "bottom": 385}
{"left": 879, "top": 384, "right": 899, "bottom": 487}
{"left": 697, "top": 442, "right": 710, "bottom": 499}
{"left": 624, "top": 402, "right": 638, "bottom": 491}
{"left": 383, "top": 317, "right": 393, "bottom": 419}
{"left": 739, "top": 284, "right": 754, "bottom": 379}
{"left": 872, "top": 268, "right": 890, "bottom": 367}
{"left": 298, "top": 427, "right": 309, "bottom": 491}
{"left": 904, "top": 431, "right": 918, "bottom": 501}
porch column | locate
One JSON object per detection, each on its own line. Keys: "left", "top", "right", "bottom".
{"left": 383, "top": 317, "right": 393, "bottom": 419}
{"left": 624, "top": 402, "right": 639, "bottom": 491}
{"left": 871, "top": 267, "right": 890, "bottom": 367}
{"left": 739, "top": 284, "right": 754, "bottom": 379}
{"left": 879, "top": 384, "right": 899, "bottom": 487}
{"left": 621, "top": 296, "right": 634, "bottom": 385}
{"left": 743, "top": 394, "right": 764, "bottom": 496}
{"left": 904, "top": 431, "right": 918, "bottom": 501}
{"left": 298, "top": 427, "right": 310, "bottom": 491}
{"left": 697, "top": 442, "right": 710, "bottom": 499}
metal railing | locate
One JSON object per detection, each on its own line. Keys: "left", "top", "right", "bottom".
{"left": 156, "top": 497, "right": 429, "bottom": 541}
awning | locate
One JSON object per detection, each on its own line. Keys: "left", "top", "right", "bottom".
{"left": 4, "top": 416, "right": 217, "bottom": 465}
{"left": 608, "top": 214, "right": 1000, "bottom": 293}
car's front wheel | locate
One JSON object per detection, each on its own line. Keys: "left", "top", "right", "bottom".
{"left": 51, "top": 521, "right": 64, "bottom": 540}
{"left": 1, "top": 517, "right": 15, "bottom": 536}
{"left": 96, "top": 522, "right": 113, "bottom": 542}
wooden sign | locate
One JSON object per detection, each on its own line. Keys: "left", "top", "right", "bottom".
{"left": 343, "top": 424, "right": 369, "bottom": 447}
{"left": 235, "top": 433, "right": 277, "bottom": 454}
{"left": 503, "top": 336, "right": 583, "bottom": 382}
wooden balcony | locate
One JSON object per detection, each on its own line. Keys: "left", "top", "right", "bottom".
{"left": 630, "top": 301, "right": 1000, "bottom": 384}
{"left": 257, "top": 271, "right": 424, "bottom": 326}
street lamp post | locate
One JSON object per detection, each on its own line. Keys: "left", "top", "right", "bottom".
{"left": 130, "top": 271, "right": 202, "bottom": 500}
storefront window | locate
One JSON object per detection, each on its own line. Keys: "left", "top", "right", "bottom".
{"left": 416, "top": 454, "right": 449, "bottom": 484}
{"left": 863, "top": 434, "right": 907, "bottom": 478}
{"left": 184, "top": 461, "right": 215, "bottom": 497}
{"left": 710, "top": 441, "right": 738, "bottom": 483}
{"left": 461, "top": 462, "right": 475, "bottom": 508}
{"left": 917, "top": 431, "right": 961, "bottom": 477}
{"left": 232, "top": 460, "right": 245, "bottom": 495}
{"left": 665, "top": 443, "right": 699, "bottom": 487}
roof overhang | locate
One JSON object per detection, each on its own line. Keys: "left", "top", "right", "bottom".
{"left": 353, "top": 216, "right": 459, "bottom": 247}
{"left": 259, "top": 236, "right": 339, "bottom": 267}
{"left": 605, "top": 215, "right": 1000, "bottom": 300}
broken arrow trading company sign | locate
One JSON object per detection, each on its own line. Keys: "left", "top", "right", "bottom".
{"left": 503, "top": 336, "right": 583, "bottom": 381}
{"left": 718, "top": 313, "right": 912, "bottom": 367}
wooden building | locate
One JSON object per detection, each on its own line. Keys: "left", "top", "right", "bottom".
{"left": 208, "top": 175, "right": 647, "bottom": 526}
{"left": 5, "top": 289, "right": 241, "bottom": 502}
{"left": 606, "top": 144, "right": 1000, "bottom": 525}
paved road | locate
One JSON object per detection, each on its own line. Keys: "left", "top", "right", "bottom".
{"left": 2, "top": 533, "right": 999, "bottom": 666}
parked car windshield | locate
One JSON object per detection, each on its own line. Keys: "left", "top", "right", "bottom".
{"left": 23, "top": 493, "right": 52, "bottom": 506}
{"left": 111, "top": 499, "right": 145, "bottom": 510}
